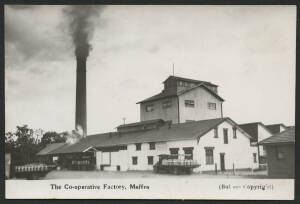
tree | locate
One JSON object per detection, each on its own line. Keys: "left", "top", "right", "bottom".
{"left": 5, "top": 132, "right": 16, "bottom": 153}
{"left": 5, "top": 125, "right": 41, "bottom": 165}
{"left": 5, "top": 125, "right": 66, "bottom": 166}
{"left": 40, "top": 131, "right": 66, "bottom": 148}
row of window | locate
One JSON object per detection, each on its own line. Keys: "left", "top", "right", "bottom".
{"left": 214, "top": 127, "right": 237, "bottom": 143}
{"left": 145, "top": 101, "right": 217, "bottom": 111}
{"left": 178, "top": 81, "right": 193, "bottom": 87}
{"left": 135, "top": 142, "right": 155, "bottom": 151}
{"left": 169, "top": 147, "right": 194, "bottom": 160}
{"left": 132, "top": 156, "right": 154, "bottom": 165}
{"left": 145, "top": 101, "right": 172, "bottom": 112}
{"left": 185, "top": 100, "right": 217, "bottom": 110}
{"left": 207, "top": 149, "right": 284, "bottom": 165}
{"left": 134, "top": 147, "right": 260, "bottom": 166}
{"left": 132, "top": 147, "right": 194, "bottom": 165}
{"left": 205, "top": 149, "right": 258, "bottom": 166}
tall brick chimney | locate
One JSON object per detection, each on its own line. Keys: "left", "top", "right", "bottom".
{"left": 75, "top": 55, "right": 87, "bottom": 137}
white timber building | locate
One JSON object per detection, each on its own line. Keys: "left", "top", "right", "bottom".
{"left": 38, "top": 76, "right": 261, "bottom": 172}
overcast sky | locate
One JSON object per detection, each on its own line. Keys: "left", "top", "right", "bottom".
{"left": 5, "top": 5, "right": 296, "bottom": 135}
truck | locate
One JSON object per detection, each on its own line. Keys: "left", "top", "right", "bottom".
{"left": 14, "top": 163, "right": 57, "bottom": 180}
{"left": 153, "top": 154, "right": 200, "bottom": 175}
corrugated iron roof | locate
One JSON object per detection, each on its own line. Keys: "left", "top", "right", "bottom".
{"left": 259, "top": 127, "right": 295, "bottom": 145}
{"left": 265, "top": 124, "right": 287, "bottom": 134}
{"left": 163, "top": 75, "right": 218, "bottom": 87}
{"left": 238, "top": 122, "right": 272, "bottom": 142}
{"left": 43, "top": 118, "right": 231, "bottom": 155}
{"left": 137, "top": 84, "right": 224, "bottom": 104}
{"left": 117, "top": 119, "right": 165, "bottom": 128}
{"left": 36, "top": 143, "right": 66, "bottom": 156}
{"left": 136, "top": 91, "right": 177, "bottom": 104}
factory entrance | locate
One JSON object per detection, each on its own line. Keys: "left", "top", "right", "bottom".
{"left": 58, "top": 151, "right": 96, "bottom": 171}
{"left": 220, "top": 153, "right": 225, "bottom": 171}
{"left": 96, "top": 145, "right": 128, "bottom": 171}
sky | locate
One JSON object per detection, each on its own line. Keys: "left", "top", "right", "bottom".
{"left": 5, "top": 5, "right": 296, "bottom": 135}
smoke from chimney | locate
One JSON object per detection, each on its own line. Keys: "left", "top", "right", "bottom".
{"left": 63, "top": 5, "right": 104, "bottom": 137}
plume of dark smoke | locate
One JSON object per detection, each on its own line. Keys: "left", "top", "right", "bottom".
{"left": 63, "top": 5, "right": 104, "bottom": 59}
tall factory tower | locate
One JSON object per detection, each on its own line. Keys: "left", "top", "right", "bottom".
{"left": 75, "top": 55, "right": 87, "bottom": 137}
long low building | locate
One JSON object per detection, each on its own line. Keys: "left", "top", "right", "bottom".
{"left": 38, "top": 117, "right": 259, "bottom": 172}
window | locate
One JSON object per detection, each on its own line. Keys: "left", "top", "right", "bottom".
{"left": 135, "top": 143, "right": 141, "bottom": 151}
{"left": 185, "top": 100, "right": 195, "bottom": 107}
{"left": 232, "top": 126, "right": 237, "bottom": 139}
{"left": 183, "top": 147, "right": 193, "bottom": 160}
{"left": 162, "top": 100, "right": 172, "bottom": 109}
{"left": 149, "top": 142, "right": 155, "bottom": 150}
{"left": 205, "top": 147, "right": 214, "bottom": 165}
{"left": 178, "top": 81, "right": 190, "bottom": 87}
{"left": 262, "top": 146, "right": 267, "bottom": 155}
{"left": 276, "top": 147, "right": 285, "bottom": 160}
{"left": 169, "top": 148, "right": 179, "bottom": 159}
{"left": 214, "top": 127, "right": 218, "bottom": 138}
{"left": 132, "top": 157, "right": 138, "bottom": 165}
{"left": 253, "top": 153, "right": 257, "bottom": 163}
{"left": 145, "top": 104, "right": 154, "bottom": 112}
{"left": 211, "top": 87, "right": 217, "bottom": 93}
{"left": 208, "top": 102, "right": 216, "bottom": 110}
{"left": 223, "top": 128, "right": 228, "bottom": 144}
{"left": 147, "top": 156, "right": 154, "bottom": 165}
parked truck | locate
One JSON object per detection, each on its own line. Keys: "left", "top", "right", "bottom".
{"left": 153, "top": 154, "right": 200, "bottom": 175}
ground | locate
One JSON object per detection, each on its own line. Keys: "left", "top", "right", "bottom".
{"left": 41, "top": 169, "right": 268, "bottom": 180}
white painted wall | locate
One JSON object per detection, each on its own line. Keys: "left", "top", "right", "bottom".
{"left": 280, "top": 125, "right": 287, "bottom": 132}
{"left": 250, "top": 146, "right": 260, "bottom": 169}
{"left": 95, "top": 120, "right": 257, "bottom": 172}
{"left": 257, "top": 125, "right": 273, "bottom": 157}
{"left": 196, "top": 121, "right": 257, "bottom": 171}
{"left": 140, "top": 97, "right": 179, "bottom": 123}
{"left": 127, "top": 142, "right": 168, "bottom": 171}
{"left": 95, "top": 150, "right": 129, "bottom": 171}
{"left": 178, "top": 87, "right": 222, "bottom": 122}
{"left": 95, "top": 151, "right": 102, "bottom": 170}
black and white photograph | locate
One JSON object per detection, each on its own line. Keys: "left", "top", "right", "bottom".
{"left": 4, "top": 4, "right": 296, "bottom": 199}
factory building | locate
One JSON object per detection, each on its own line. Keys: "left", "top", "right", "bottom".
{"left": 38, "top": 75, "right": 260, "bottom": 172}
{"left": 39, "top": 117, "right": 257, "bottom": 172}
{"left": 137, "top": 76, "right": 223, "bottom": 123}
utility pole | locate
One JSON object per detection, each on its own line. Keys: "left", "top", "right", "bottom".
{"left": 172, "top": 62, "right": 175, "bottom": 76}
{"left": 122, "top": 117, "right": 126, "bottom": 125}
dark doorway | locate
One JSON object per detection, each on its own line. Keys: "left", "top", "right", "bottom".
{"left": 117, "top": 165, "right": 120, "bottom": 171}
{"left": 220, "top": 153, "right": 225, "bottom": 171}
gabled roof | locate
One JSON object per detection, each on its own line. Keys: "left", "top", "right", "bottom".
{"left": 265, "top": 124, "right": 287, "bottom": 134}
{"left": 163, "top": 75, "right": 218, "bottom": 87}
{"left": 137, "top": 84, "right": 224, "bottom": 104}
{"left": 41, "top": 117, "right": 250, "bottom": 155}
{"left": 179, "top": 84, "right": 224, "bottom": 101}
{"left": 259, "top": 127, "right": 295, "bottom": 145}
{"left": 36, "top": 143, "right": 67, "bottom": 156}
{"left": 238, "top": 122, "right": 273, "bottom": 142}
{"left": 136, "top": 91, "right": 177, "bottom": 104}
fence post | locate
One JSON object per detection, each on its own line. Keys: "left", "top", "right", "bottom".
{"left": 215, "top": 163, "right": 218, "bottom": 174}
{"left": 233, "top": 163, "right": 235, "bottom": 175}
